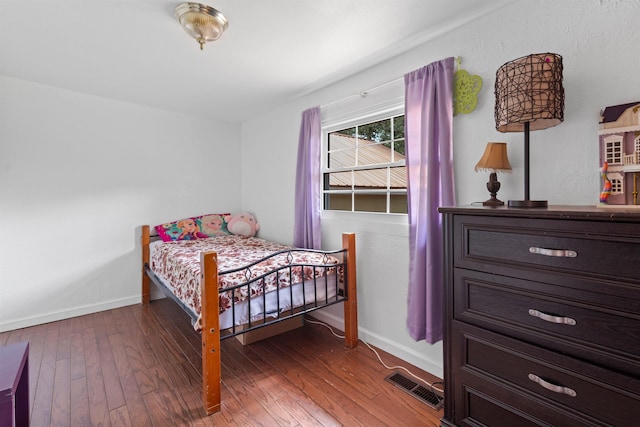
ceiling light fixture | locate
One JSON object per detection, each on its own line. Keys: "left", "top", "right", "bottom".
{"left": 175, "top": 2, "right": 229, "bottom": 50}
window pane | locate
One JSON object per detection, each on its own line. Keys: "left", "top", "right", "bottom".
{"left": 390, "top": 194, "right": 408, "bottom": 213}
{"left": 390, "top": 166, "right": 407, "bottom": 188}
{"left": 325, "top": 171, "right": 352, "bottom": 190}
{"left": 394, "top": 116, "right": 404, "bottom": 139}
{"left": 328, "top": 130, "right": 355, "bottom": 151}
{"left": 328, "top": 147, "right": 356, "bottom": 168}
{"left": 325, "top": 194, "right": 352, "bottom": 211}
{"left": 354, "top": 168, "right": 387, "bottom": 190}
{"left": 354, "top": 193, "right": 387, "bottom": 212}
{"left": 358, "top": 119, "right": 391, "bottom": 142}
{"left": 357, "top": 144, "right": 392, "bottom": 167}
{"left": 393, "top": 138, "right": 405, "bottom": 157}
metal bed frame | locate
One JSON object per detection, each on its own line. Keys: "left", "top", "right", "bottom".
{"left": 140, "top": 225, "right": 358, "bottom": 414}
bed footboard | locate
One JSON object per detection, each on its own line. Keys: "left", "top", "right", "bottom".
{"left": 342, "top": 232, "right": 358, "bottom": 348}
{"left": 200, "top": 251, "right": 221, "bottom": 414}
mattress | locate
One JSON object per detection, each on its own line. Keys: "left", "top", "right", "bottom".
{"left": 149, "top": 236, "right": 341, "bottom": 330}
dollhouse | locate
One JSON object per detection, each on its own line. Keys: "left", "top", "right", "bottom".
{"left": 598, "top": 101, "right": 640, "bottom": 206}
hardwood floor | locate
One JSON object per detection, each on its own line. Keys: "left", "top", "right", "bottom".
{"left": 0, "top": 299, "right": 443, "bottom": 426}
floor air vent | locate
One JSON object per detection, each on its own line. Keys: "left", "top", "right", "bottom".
{"left": 384, "top": 372, "right": 444, "bottom": 410}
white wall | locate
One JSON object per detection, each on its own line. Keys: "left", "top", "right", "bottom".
{"left": 2, "top": 0, "right": 638, "bottom": 376}
{"left": 240, "top": 0, "right": 640, "bottom": 378}
{"left": 0, "top": 75, "right": 242, "bottom": 331}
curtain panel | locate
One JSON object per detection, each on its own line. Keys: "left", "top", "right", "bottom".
{"left": 293, "top": 106, "right": 322, "bottom": 249}
{"left": 404, "top": 57, "right": 456, "bottom": 344}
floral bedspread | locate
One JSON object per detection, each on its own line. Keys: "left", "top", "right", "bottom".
{"left": 150, "top": 235, "right": 340, "bottom": 320}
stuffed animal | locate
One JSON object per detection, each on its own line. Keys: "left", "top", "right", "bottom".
{"left": 225, "top": 212, "right": 260, "bottom": 237}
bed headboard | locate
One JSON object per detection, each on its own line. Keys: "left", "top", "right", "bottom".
{"left": 149, "top": 227, "right": 161, "bottom": 242}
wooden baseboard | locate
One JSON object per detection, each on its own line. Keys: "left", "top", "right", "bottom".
{"left": 235, "top": 316, "right": 304, "bottom": 345}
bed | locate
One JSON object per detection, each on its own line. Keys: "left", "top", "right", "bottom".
{"left": 140, "top": 225, "right": 358, "bottom": 415}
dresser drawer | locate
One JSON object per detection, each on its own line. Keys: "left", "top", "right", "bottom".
{"left": 452, "top": 322, "right": 640, "bottom": 427}
{"left": 453, "top": 215, "right": 640, "bottom": 282}
{"left": 455, "top": 384, "right": 592, "bottom": 427}
{"left": 454, "top": 269, "right": 640, "bottom": 375}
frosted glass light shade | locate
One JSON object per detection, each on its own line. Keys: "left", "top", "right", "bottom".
{"left": 175, "top": 2, "right": 228, "bottom": 50}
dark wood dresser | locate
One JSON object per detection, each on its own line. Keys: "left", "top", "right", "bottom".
{"left": 438, "top": 206, "right": 640, "bottom": 427}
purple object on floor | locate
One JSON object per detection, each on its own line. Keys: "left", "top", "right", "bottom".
{"left": 0, "top": 341, "right": 29, "bottom": 427}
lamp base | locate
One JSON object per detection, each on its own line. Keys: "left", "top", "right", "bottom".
{"left": 482, "top": 172, "right": 505, "bottom": 207}
{"left": 508, "top": 199, "right": 548, "bottom": 208}
{"left": 483, "top": 198, "right": 504, "bottom": 207}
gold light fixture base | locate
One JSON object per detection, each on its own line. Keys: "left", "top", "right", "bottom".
{"left": 175, "top": 2, "right": 228, "bottom": 50}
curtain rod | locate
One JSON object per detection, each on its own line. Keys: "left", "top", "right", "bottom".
{"left": 320, "top": 76, "right": 404, "bottom": 109}
{"left": 320, "top": 56, "right": 461, "bottom": 110}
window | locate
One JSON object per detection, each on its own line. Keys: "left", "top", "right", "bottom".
{"left": 611, "top": 178, "right": 623, "bottom": 194}
{"left": 323, "top": 113, "right": 407, "bottom": 213}
{"left": 604, "top": 136, "right": 623, "bottom": 165}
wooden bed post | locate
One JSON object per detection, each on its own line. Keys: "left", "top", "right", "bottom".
{"left": 141, "top": 225, "right": 150, "bottom": 304}
{"left": 342, "top": 232, "right": 358, "bottom": 348}
{"left": 200, "top": 251, "right": 222, "bottom": 415}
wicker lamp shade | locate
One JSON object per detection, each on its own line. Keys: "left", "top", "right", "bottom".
{"left": 495, "top": 53, "right": 564, "bottom": 132}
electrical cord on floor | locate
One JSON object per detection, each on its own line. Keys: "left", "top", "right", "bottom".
{"left": 305, "top": 318, "right": 445, "bottom": 394}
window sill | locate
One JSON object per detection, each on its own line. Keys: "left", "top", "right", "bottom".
{"left": 321, "top": 210, "right": 408, "bottom": 237}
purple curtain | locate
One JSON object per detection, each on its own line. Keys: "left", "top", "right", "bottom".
{"left": 293, "top": 106, "right": 322, "bottom": 249}
{"left": 404, "top": 57, "right": 456, "bottom": 344}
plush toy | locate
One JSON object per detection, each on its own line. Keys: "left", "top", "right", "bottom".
{"left": 225, "top": 212, "right": 260, "bottom": 237}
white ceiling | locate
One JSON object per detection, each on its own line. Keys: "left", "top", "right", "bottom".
{"left": 0, "top": 0, "right": 514, "bottom": 123}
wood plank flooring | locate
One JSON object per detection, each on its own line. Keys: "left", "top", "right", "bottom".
{"left": 0, "top": 298, "right": 443, "bottom": 426}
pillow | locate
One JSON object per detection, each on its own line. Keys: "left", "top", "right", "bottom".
{"left": 225, "top": 212, "right": 260, "bottom": 237}
{"left": 155, "top": 213, "right": 230, "bottom": 242}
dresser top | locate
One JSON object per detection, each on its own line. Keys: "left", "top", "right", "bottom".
{"left": 438, "top": 205, "right": 640, "bottom": 223}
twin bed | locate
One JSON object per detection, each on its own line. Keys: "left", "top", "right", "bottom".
{"left": 140, "top": 224, "right": 358, "bottom": 414}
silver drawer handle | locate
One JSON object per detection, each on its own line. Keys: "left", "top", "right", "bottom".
{"left": 529, "top": 247, "right": 577, "bottom": 258}
{"left": 528, "top": 309, "right": 577, "bottom": 326}
{"left": 528, "top": 374, "right": 577, "bottom": 397}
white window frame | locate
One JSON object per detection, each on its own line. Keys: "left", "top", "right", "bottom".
{"left": 604, "top": 135, "right": 623, "bottom": 165}
{"left": 611, "top": 178, "right": 623, "bottom": 194}
{"left": 321, "top": 104, "right": 406, "bottom": 215}
{"left": 609, "top": 172, "right": 624, "bottom": 195}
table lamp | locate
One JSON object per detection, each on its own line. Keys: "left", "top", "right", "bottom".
{"left": 494, "top": 53, "right": 564, "bottom": 208}
{"left": 475, "top": 142, "right": 512, "bottom": 206}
